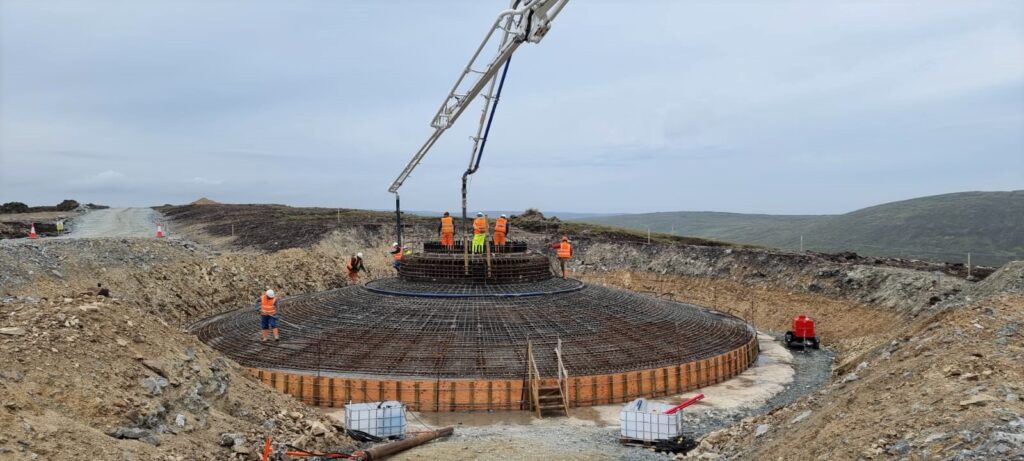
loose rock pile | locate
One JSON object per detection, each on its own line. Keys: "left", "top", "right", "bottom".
{"left": 0, "top": 293, "right": 355, "bottom": 459}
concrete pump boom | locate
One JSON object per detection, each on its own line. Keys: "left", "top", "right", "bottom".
{"left": 388, "top": 0, "right": 568, "bottom": 246}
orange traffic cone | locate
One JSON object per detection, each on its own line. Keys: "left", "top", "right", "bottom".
{"left": 155, "top": 223, "right": 165, "bottom": 238}
{"left": 29, "top": 224, "right": 38, "bottom": 239}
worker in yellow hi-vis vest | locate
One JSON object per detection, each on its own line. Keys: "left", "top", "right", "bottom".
{"left": 56, "top": 220, "right": 65, "bottom": 234}
{"left": 471, "top": 212, "right": 488, "bottom": 253}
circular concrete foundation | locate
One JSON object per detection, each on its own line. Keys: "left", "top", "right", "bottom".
{"left": 195, "top": 243, "right": 758, "bottom": 411}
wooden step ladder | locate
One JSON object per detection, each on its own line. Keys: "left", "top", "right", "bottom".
{"left": 526, "top": 339, "right": 570, "bottom": 417}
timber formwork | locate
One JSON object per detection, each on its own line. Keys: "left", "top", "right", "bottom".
{"left": 194, "top": 241, "right": 759, "bottom": 412}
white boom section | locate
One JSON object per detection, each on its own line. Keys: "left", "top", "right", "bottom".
{"left": 387, "top": 0, "right": 569, "bottom": 194}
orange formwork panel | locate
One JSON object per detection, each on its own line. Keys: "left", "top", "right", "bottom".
{"left": 246, "top": 335, "right": 759, "bottom": 412}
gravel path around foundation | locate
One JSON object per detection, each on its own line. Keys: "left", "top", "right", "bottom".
{"left": 371, "top": 334, "right": 834, "bottom": 460}
{"left": 678, "top": 333, "right": 834, "bottom": 437}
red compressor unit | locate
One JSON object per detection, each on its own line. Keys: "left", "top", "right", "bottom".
{"left": 784, "top": 314, "right": 820, "bottom": 349}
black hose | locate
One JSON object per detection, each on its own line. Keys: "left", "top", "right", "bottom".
{"left": 462, "top": 56, "right": 512, "bottom": 182}
{"left": 461, "top": 55, "right": 513, "bottom": 232}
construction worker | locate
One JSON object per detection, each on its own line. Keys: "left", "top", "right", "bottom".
{"left": 256, "top": 289, "right": 280, "bottom": 342}
{"left": 552, "top": 236, "right": 573, "bottom": 278}
{"left": 439, "top": 211, "right": 455, "bottom": 248}
{"left": 493, "top": 214, "right": 510, "bottom": 248}
{"left": 472, "top": 212, "right": 488, "bottom": 254}
{"left": 390, "top": 242, "right": 403, "bottom": 272}
{"left": 346, "top": 252, "right": 369, "bottom": 281}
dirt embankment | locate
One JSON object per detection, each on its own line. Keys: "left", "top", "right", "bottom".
{"left": 0, "top": 212, "right": 75, "bottom": 239}
{"left": 160, "top": 203, "right": 982, "bottom": 319}
{"left": 0, "top": 200, "right": 109, "bottom": 239}
{"left": 157, "top": 204, "right": 433, "bottom": 252}
{"left": 569, "top": 242, "right": 972, "bottom": 318}
{"left": 0, "top": 292, "right": 354, "bottom": 460}
{"left": 0, "top": 230, "right": 396, "bottom": 329}
{"left": 580, "top": 272, "right": 900, "bottom": 360}
{"left": 678, "top": 263, "right": 1024, "bottom": 460}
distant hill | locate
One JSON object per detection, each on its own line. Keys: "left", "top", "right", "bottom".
{"left": 191, "top": 197, "right": 220, "bottom": 205}
{"left": 577, "top": 191, "right": 1024, "bottom": 267}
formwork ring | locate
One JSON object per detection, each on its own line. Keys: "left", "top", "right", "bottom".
{"left": 364, "top": 277, "right": 584, "bottom": 298}
{"left": 196, "top": 242, "right": 758, "bottom": 412}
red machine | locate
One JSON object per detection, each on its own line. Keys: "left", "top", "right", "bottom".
{"left": 784, "top": 314, "right": 820, "bottom": 349}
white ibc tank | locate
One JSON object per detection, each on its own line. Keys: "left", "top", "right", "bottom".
{"left": 620, "top": 398, "right": 683, "bottom": 442}
{"left": 345, "top": 401, "right": 407, "bottom": 439}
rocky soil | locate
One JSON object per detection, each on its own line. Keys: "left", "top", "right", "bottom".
{"left": 0, "top": 293, "right": 354, "bottom": 460}
{"left": 0, "top": 212, "right": 76, "bottom": 239}
{"left": 678, "top": 263, "right": 1024, "bottom": 460}
{"left": 0, "top": 230, "right": 388, "bottom": 459}
{"left": 2, "top": 203, "right": 1020, "bottom": 460}
{"left": 0, "top": 231, "right": 395, "bottom": 329}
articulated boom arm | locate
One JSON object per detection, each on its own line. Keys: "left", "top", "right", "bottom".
{"left": 387, "top": 0, "right": 569, "bottom": 194}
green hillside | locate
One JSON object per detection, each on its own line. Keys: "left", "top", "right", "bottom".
{"left": 577, "top": 191, "right": 1024, "bottom": 267}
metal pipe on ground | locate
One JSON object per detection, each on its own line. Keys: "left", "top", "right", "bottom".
{"left": 664, "top": 393, "right": 705, "bottom": 414}
{"left": 358, "top": 427, "right": 454, "bottom": 460}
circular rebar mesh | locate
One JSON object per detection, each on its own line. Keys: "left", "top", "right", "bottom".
{"left": 366, "top": 277, "right": 583, "bottom": 297}
{"left": 422, "top": 240, "right": 529, "bottom": 254}
{"left": 399, "top": 251, "right": 553, "bottom": 284}
{"left": 194, "top": 280, "right": 755, "bottom": 380}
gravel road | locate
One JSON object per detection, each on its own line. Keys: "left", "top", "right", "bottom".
{"left": 371, "top": 334, "right": 834, "bottom": 461}
{"left": 60, "top": 207, "right": 164, "bottom": 238}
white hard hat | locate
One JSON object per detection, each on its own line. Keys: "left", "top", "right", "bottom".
{"left": 501, "top": 214, "right": 507, "bottom": 218}
{"left": 477, "top": 212, "right": 483, "bottom": 217}
{"left": 392, "top": 242, "right": 399, "bottom": 246}
{"left": 356, "top": 252, "right": 363, "bottom": 258}
{"left": 266, "top": 289, "right": 275, "bottom": 298}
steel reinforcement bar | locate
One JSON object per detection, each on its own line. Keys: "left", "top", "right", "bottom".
{"left": 399, "top": 252, "right": 552, "bottom": 284}
{"left": 246, "top": 335, "right": 759, "bottom": 412}
{"left": 195, "top": 284, "right": 755, "bottom": 380}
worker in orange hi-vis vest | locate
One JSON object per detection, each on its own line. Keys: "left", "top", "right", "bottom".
{"left": 493, "top": 214, "right": 510, "bottom": 248}
{"left": 255, "top": 289, "right": 281, "bottom": 342}
{"left": 551, "top": 236, "right": 573, "bottom": 278}
{"left": 346, "top": 252, "right": 369, "bottom": 281}
{"left": 439, "top": 211, "right": 455, "bottom": 248}
{"left": 390, "top": 242, "right": 404, "bottom": 272}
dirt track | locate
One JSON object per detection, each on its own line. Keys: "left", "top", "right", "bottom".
{"left": 59, "top": 208, "right": 163, "bottom": 238}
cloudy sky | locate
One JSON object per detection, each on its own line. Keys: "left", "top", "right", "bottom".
{"left": 1, "top": 0, "right": 1022, "bottom": 214}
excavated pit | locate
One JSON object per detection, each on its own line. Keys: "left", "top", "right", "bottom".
{"left": 194, "top": 241, "right": 758, "bottom": 411}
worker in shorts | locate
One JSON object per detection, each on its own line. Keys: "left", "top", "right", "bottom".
{"left": 256, "top": 289, "right": 280, "bottom": 342}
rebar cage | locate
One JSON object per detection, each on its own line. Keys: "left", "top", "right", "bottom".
{"left": 194, "top": 241, "right": 758, "bottom": 411}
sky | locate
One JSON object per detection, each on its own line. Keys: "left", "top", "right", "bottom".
{"left": 1, "top": 0, "right": 1022, "bottom": 215}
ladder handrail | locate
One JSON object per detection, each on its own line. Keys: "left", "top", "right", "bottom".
{"left": 527, "top": 340, "right": 542, "bottom": 417}
{"left": 555, "top": 338, "right": 570, "bottom": 415}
